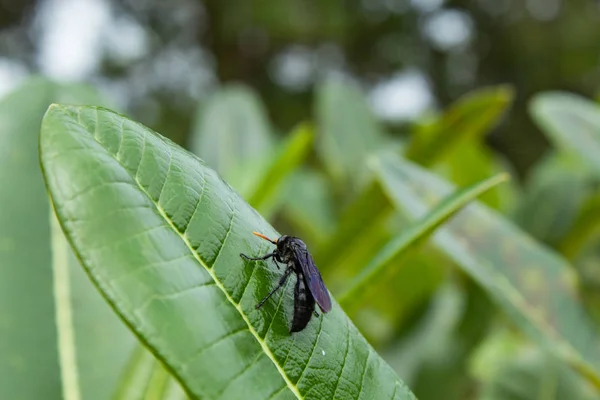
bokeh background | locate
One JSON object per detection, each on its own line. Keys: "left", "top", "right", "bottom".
{"left": 3, "top": 1, "right": 600, "bottom": 400}
{"left": 2, "top": 0, "right": 599, "bottom": 174}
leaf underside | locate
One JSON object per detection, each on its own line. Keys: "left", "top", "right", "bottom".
{"left": 40, "top": 105, "right": 415, "bottom": 400}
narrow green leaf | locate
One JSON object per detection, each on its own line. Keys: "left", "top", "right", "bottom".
{"left": 190, "top": 84, "right": 274, "bottom": 194}
{"left": 40, "top": 105, "right": 416, "bottom": 400}
{"left": 406, "top": 85, "right": 514, "bottom": 166}
{"left": 376, "top": 154, "right": 600, "bottom": 389}
{"left": 339, "top": 171, "right": 508, "bottom": 304}
{"left": 315, "top": 79, "right": 387, "bottom": 190}
{"left": 246, "top": 123, "right": 313, "bottom": 214}
{"left": 531, "top": 92, "right": 600, "bottom": 174}
{"left": 0, "top": 77, "right": 135, "bottom": 400}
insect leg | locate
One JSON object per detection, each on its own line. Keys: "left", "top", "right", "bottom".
{"left": 240, "top": 252, "right": 275, "bottom": 262}
{"left": 313, "top": 310, "right": 319, "bottom": 318}
{"left": 240, "top": 252, "right": 281, "bottom": 270}
{"left": 256, "top": 267, "right": 293, "bottom": 309}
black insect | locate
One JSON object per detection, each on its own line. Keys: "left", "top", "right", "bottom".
{"left": 240, "top": 232, "right": 332, "bottom": 332}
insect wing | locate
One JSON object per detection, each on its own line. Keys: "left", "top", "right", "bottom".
{"left": 292, "top": 244, "right": 332, "bottom": 313}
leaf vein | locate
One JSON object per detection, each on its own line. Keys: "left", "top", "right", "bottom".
{"left": 181, "top": 327, "right": 249, "bottom": 372}
{"left": 330, "top": 319, "right": 350, "bottom": 399}
{"left": 134, "top": 130, "right": 148, "bottom": 182}
{"left": 134, "top": 281, "right": 217, "bottom": 315}
{"left": 156, "top": 145, "right": 173, "bottom": 205}
{"left": 115, "top": 118, "right": 126, "bottom": 160}
{"left": 296, "top": 315, "right": 324, "bottom": 386}
{"left": 88, "top": 223, "right": 165, "bottom": 252}
{"left": 267, "top": 384, "right": 288, "bottom": 400}
{"left": 108, "top": 253, "right": 194, "bottom": 285}
{"left": 263, "top": 275, "right": 292, "bottom": 340}
{"left": 209, "top": 193, "right": 236, "bottom": 268}
{"left": 357, "top": 348, "right": 371, "bottom": 399}
{"left": 182, "top": 168, "right": 207, "bottom": 234}
{"left": 391, "top": 381, "right": 398, "bottom": 399}
{"left": 215, "top": 351, "right": 265, "bottom": 400}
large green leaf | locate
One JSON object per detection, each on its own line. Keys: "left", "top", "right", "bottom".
{"left": 40, "top": 104, "right": 416, "bottom": 400}
{"left": 530, "top": 92, "right": 600, "bottom": 174}
{"left": 375, "top": 154, "right": 600, "bottom": 389}
{"left": 0, "top": 77, "right": 136, "bottom": 399}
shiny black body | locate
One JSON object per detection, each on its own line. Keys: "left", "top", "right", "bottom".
{"left": 290, "top": 271, "right": 316, "bottom": 332}
{"left": 240, "top": 235, "right": 332, "bottom": 332}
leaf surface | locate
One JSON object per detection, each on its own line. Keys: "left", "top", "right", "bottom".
{"left": 40, "top": 104, "right": 416, "bottom": 400}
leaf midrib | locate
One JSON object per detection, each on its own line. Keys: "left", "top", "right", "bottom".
{"left": 84, "top": 109, "right": 303, "bottom": 399}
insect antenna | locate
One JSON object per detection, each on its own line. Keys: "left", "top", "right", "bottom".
{"left": 253, "top": 231, "right": 278, "bottom": 244}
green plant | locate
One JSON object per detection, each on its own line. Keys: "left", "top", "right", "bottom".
{"left": 3, "top": 76, "right": 600, "bottom": 400}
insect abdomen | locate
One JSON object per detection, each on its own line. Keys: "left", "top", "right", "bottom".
{"left": 290, "top": 273, "right": 316, "bottom": 332}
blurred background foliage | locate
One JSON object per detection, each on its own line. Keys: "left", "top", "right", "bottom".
{"left": 2, "top": 0, "right": 600, "bottom": 173}
{"left": 2, "top": 0, "right": 600, "bottom": 399}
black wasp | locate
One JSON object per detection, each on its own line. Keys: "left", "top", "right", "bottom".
{"left": 240, "top": 232, "right": 332, "bottom": 332}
